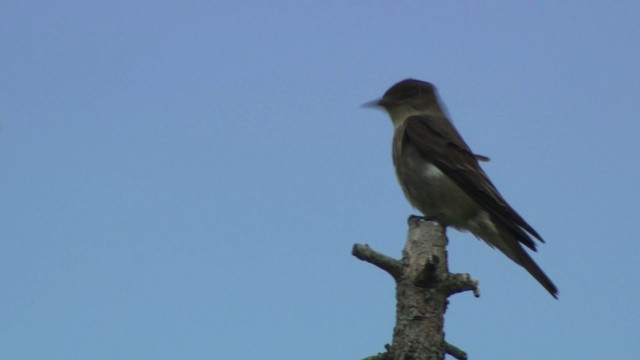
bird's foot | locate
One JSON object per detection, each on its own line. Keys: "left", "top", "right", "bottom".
{"left": 407, "top": 214, "right": 439, "bottom": 224}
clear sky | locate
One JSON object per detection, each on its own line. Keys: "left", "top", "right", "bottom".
{"left": 2, "top": 1, "right": 639, "bottom": 359}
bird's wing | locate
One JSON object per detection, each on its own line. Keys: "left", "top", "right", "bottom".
{"left": 403, "top": 115, "right": 543, "bottom": 249}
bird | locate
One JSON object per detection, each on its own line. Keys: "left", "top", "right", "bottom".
{"left": 365, "top": 78, "right": 558, "bottom": 298}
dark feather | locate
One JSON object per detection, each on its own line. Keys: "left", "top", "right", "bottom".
{"left": 403, "top": 115, "right": 543, "bottom": 250}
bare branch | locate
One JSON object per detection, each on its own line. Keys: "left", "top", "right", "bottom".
{"left": 444, "top": 273, "right": 480, "bottom": 298}
{"left": 445, "top": 342, "right": 468, "bottom": 360}
{"left": 352, "top": 244, "right": 402, "bottom": 279}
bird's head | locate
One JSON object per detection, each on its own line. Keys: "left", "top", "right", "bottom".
{"left": 363, "top": 79, "right": 441, "bottom": 125}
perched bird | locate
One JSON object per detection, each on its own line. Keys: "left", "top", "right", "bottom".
{"left": 365, "top": 79, "right": 558, "bottom": 298}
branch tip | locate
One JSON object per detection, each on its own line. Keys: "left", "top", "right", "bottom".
{"left": 352, "top": 243, "right": 403, "bottom": 279}
{"left": 444, "top": 273, "right": 480, "bottom": 297}
{"left": 445, "top": 342, "right": 468, "bottom": 360}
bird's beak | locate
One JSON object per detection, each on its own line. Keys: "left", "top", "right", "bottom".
{"left": 360, "top": 99, "right": 383, "bottom": 108}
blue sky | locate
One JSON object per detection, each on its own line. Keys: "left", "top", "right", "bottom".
{"left": 2, "top": 1, "right": 639, "bottom": 359}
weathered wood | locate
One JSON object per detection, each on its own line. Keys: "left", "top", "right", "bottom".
{"left": 354, "top": 216, "right": 478, "bottom": 360}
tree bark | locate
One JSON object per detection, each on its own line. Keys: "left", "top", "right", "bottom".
{"left": 353, "top": 216, "right": 478, "bottom": 360}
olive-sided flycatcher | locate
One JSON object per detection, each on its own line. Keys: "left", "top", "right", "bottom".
{"left": 366, "top": 79, "right": 558, "bottom": 298}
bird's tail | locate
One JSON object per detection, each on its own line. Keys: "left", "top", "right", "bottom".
{"left": 499, "top": 240, "right": 558, "bottom": 298}
{"left": 515, "top": 248, "right": 558, "bottom": 298}
{"left": 471, "top": 218, "right": 558, "bottom": 298}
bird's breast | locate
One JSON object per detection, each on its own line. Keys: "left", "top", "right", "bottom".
{"left": 393, "top": 140, "right": 480, "bottom": 228}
